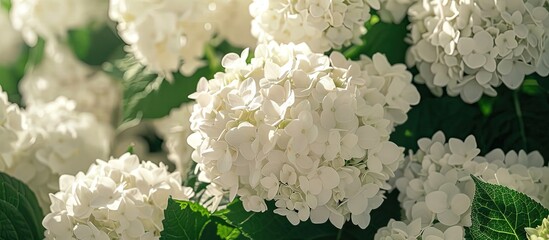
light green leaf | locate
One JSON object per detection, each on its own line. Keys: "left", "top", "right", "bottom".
{"left": 160, "top": 198, "right": 211, "bottom": 240}
{"left": 469, "top": 175, "right": 549, "bottom": 240}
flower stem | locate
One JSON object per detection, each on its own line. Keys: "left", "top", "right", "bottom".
{"left": 513, "top": 90, "right": 527, "bottom": 150}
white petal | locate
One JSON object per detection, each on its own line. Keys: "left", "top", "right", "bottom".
{"left": 425, "top": 191, "right": 448, "bottom": 213}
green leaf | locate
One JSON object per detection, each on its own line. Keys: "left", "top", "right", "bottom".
{"left": 68, "top": 26, "right": 124, "bottom": 66}
{"left": 161, "top": 198, "right": 211, "bottom": 240}
{"left": 0, "top": 172, "right": 45, "bottom": 239}
{"left": 0, "top": 201, "right": 31, "bottom": 240}
{"left": 212, "top": 200, "right": 337, "bottom": 240}
{"left": 469, "top": 175, "right": 549, "bottom": 240}
{"left": 106, "top": 55, "right": 206, "bottom": 123}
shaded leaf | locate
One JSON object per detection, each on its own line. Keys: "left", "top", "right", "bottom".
{"left": 469, "top": 175, "right": 549, "bottom": 240}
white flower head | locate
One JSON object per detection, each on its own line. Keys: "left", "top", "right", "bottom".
{"left": 250, "top": 0, "right": 380, "bottom": 53}
{"left": 20, "top": 43, "right": 120, "bottom": 123}
{"left": 188, "top": 42, "right": 419, "bottom": 228}
{"left": 407, "top": 0, "right": 549, "bottom": 103}
{"left": 109, "top": 0, "right": 255, "bottom": 79}
{"left": 395, "top": 131, "right": 548, "bottom": 233}
{"left": 153, "top": 103, "right": 195, "bottom": 180}
{"left": 43, "top": 153, "right": 194, "bottom": 239}
{"left": 0, "top": 9, "right": 23, "bottom": 65}
{"left": 10, "top": 0, "right": 108, "bottom": 46}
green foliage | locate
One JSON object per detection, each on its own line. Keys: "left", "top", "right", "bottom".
{"left": 67, "top": 25, "right": 124, "bottom": 66}
{"left": 0, "top": 172, "right": 44, "bottom": 240}
{"left": 162, "top": 191, "right": 400, "bottom": 240}
{"left": 469, "top": 175, "right": 549, "bottom": 240}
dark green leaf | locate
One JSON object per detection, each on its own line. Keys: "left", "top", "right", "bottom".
{"left": 0, "top": 172, "right": 44, "bottom": 239}
{"left": 0, "top": 200, "right": 33, "bottom": 240}
{"left": 469, "top": 175, "right": 549, "bottom": 240}
{"left": 212, "top": 200, "right": 337, "bottom": 240}
{"left": 68, "top": 25, "right": 124, "bottom": 66}
{"left": 161, "top": 198, "right": 211, "bottom": 240}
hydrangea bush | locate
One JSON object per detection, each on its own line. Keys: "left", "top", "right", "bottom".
{"left": 0, "top": 0, "right": 548, "bottom": 239}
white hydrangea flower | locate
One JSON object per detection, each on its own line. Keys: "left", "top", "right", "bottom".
{"left": 395, "top": 131, "right": 548, "bottom": 234}
{"left": 42, "top": 153, "right": 194, "bottom": 239}
{"left": 249, "top": 0, "right": 380, "bottom": 53}
{"left": 377, "top": 0, "right": 416, "bottom": 24}
{"left": 10, "top": 0, "right": 108, "bottom": 46}
{"left": 211, "top": 0, "right": 256, "bottom": 48}
{"left": 0, "top": 9, "right": 23, "bottom": 65}
{"left": 406, "top": 0, "right": 549, "bottom": 103}
{"left": 374, "top": 218, "right": 422, "bottom": 239}
{"left": 20, "top": 44, "right": 120, "bottom": 123}
{"left": 0, "top": 87, "right": 24, "bottom": 163}
{"left": 421, "top": 225, "right": 464, "bottom": 240}
{"left": 526, "top": 216, "right": 549, "bottom": 240}
{"left": 109, "top": 0, "right": 255, "bottom": 79}
{"left": 188, "top": 42, "right": 419, "bottom": 228}
{"left": 0, "top": 97, "right": 112, "bottom": 210}
{"left": 153, "top": 103, "right": 194, "bottom": 180}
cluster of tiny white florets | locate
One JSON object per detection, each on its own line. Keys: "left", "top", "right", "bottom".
{"left": 0, "top": 91, "right": 112, "bottom": 211}
{"left": 374, "top": 218, "right": 465, "bottom": 240}
{"left": 187, "top": 42, "right": 419, "bottom": 228}
{"left": 9, "top": 0, "right": 108, "bottom": 46}
{"left": 109, "top": 0, "right": 255, "bottom": 79}
{"left": 42, "top": 153, "right": 194, "bottom": 240}
{"left": 526, "top": 216, "right": 549, "bottom": 240}
{"left": 406, "top": 0, "right": 549, "bottom": 103}
{"left": 0, "top": 9, "right": 23, "bottom": 65}
{"left": 377, "top": 0, "right": 415, "bottom": 24}
{"left": 20, "top": 44, "right": 120, "bottom": 123}
{"left": 153, "top": 103, "right": 195, "bottom": 180}
{"left": 249, "top": 0, "right": 380, "bottom": 53}
{"left": 383, "top": 131, "right": 549, "bottom": 236}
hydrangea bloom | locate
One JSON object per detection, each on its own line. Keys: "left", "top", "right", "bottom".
{"left": 10, "top": 0, "right": 108, "bottom": 46}
{"left": 0, "top": 96, "right": 112, "bottom": 210}
{"left": 0, "top": 87, "right": 23, "bottom": 162}
{"left": 249, "top": 0, "right": 380, "bottom": 53}
{"left": 0, "top": 9, "right": 23, "bottom": 65}
{"left": 109, "top": 0, "right": 255, "bottom": 79}
{"left": 187, "top": 42, "right": 419, "bottom": 228}
{"left": 374, "top": 218, "right": 464, "bottom": 240}
{"left": 153, "top": 103, "right": 194, "bottom": 180}
{"left": 526, "top": 216, "right": 549, "bottom": 240}
{"left": 377, "top": 0, "right": 415, "bottom": 24}
{"left": 406, "top": 0, "right": 549, "bottom": 103}
{"left": 394, "top": 131, "right": 548, "bottom": 233}
{"left": 42, "top": 153, "right": 194, "bottom": 239}
{"left": 20, "top": 44, "right": 120, "bottom": 123}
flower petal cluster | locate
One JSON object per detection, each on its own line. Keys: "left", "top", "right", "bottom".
{"left": 0, "top": 95, "right": 112, "bottom": 210}
{"left": 42, "top": 153, "right": 194, "bottom": 240}
{"left": 188, "top": 42, "right": 419, "bottom": 228}
{"left": 0, "top": 9, "right": 23, "bottom": 65}
{"left": 526, "top": 216, "right": 549, "bottom": 240}
{"left": 249, "top": 0, "right": 380, "bottom": 53}
{"left": 406, "top": 0, "right": 549, "bottom": 103}
{"left": 153, "top": 103, "right": 194, "bottom": 180}
{"left": 20, "top": 44, "right": 120, "bottom": 123}
{"left": 374, "top": 218, "right": 464, "bottom": 240}
{"left": 377, "top": 0, "right": 415, "bottom": 24}
{"left": 109, "top": 0, "right": 255, "bottom": 79}
{"left": 9, "top": 0, "right": 108, "bottom": 46}
{"left": 393, "top": 131, "right": 548, "bottom": 234}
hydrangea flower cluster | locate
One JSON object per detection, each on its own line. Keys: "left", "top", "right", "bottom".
{"left": 9, "top": 0, "right": 108, "bottom": 46}
{"left": 249, "top": 0, "right": 380, "bottom": 53}
{"left": 527, "top": 216, "right": 549, "bottom": 240}
{"left": 187, "top": 42, "right": 419, "bottom": 228}
{"left": 374, "top": 218, "right": 465, "bottom": 240}
{"left": 0, "top": 93, "right": 112, "bottom": 210}
{"left": 0, "top": 9, "right": 23, "bottom": 65}
{"left": 406, "top": 0, "right": 549, "bottom": 103}
{"left": 42, "top": 153, "right": 194, "bottom": 239}
{"left": 20, "top": 44, "right": 120, "bottom": 123}
{"left": 109, "top": 0, "right": 255, "bottom": 79}
{"left": 153, "top": 103, "right": 194, "bottom": 180}
{"left": 377, "top": 0, "right": 415, "bottom": 24}
{"left": 383, "top": 131, "right": 548, "bottom": 236}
